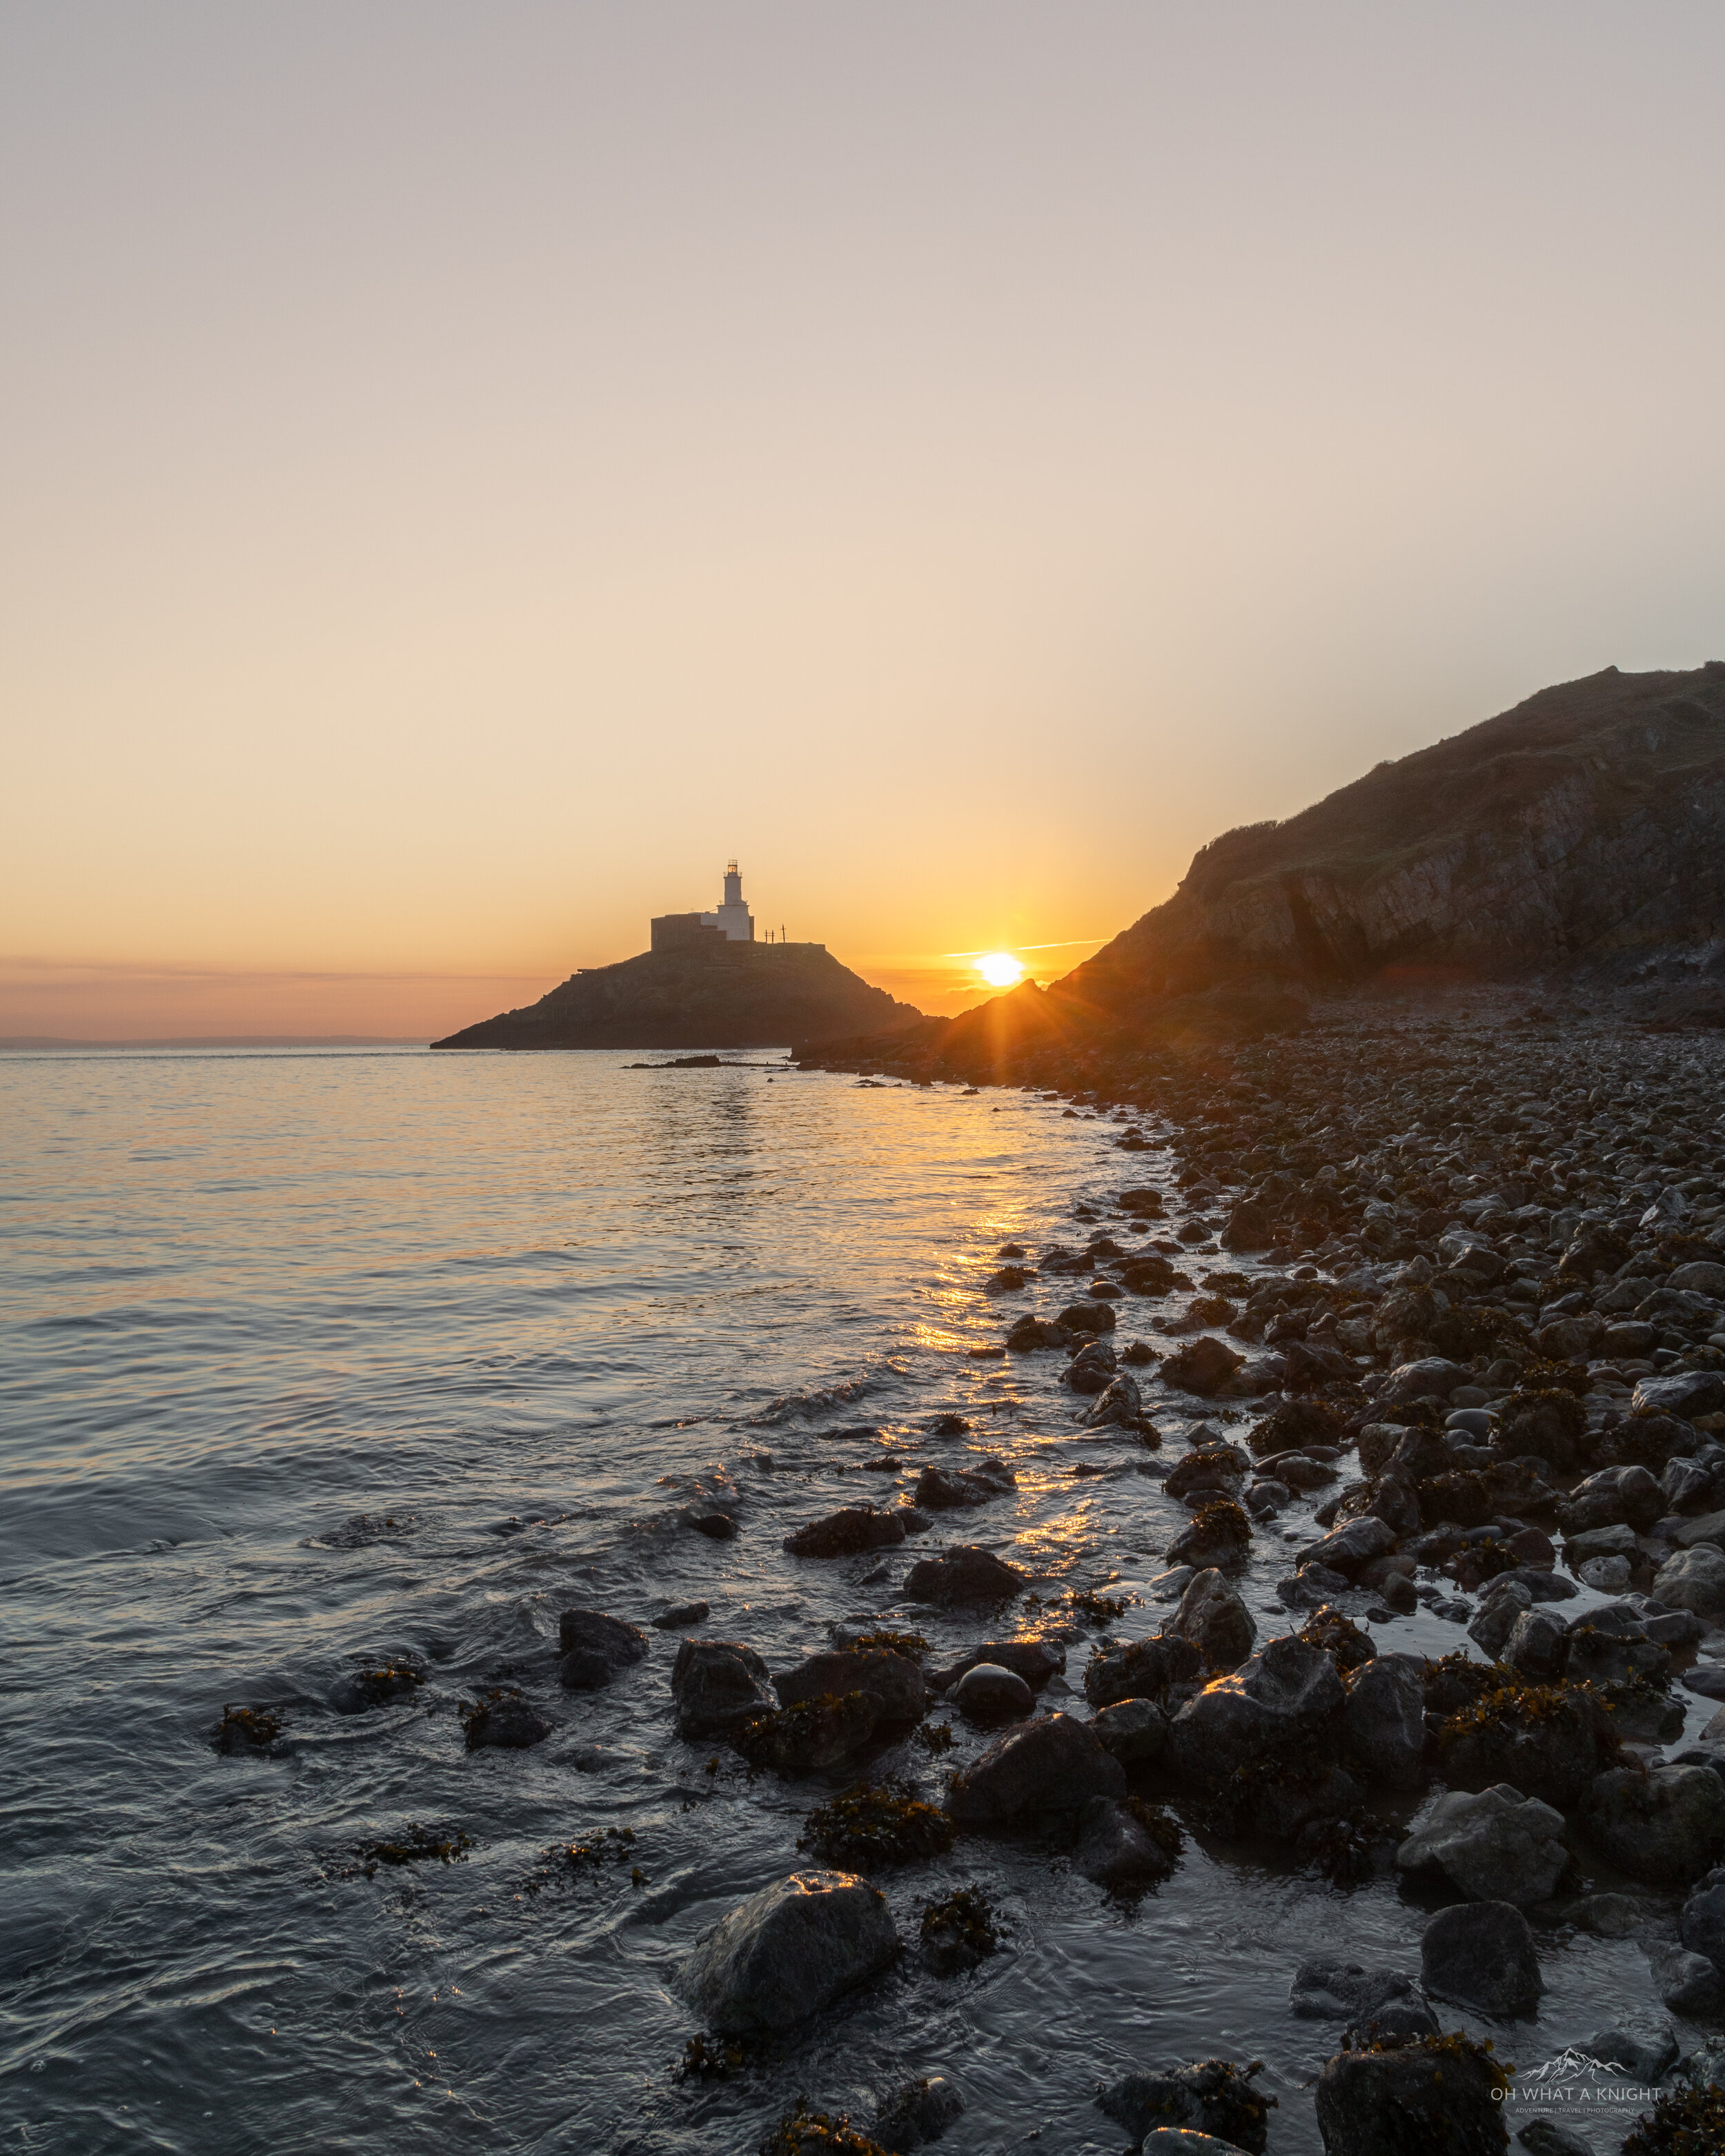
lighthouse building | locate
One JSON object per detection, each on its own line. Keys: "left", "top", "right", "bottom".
{"left": 650, "top": 862, "right": 756, "bottom": 951}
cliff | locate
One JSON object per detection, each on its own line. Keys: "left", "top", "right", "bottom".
{"left": 804, "top": 660, "right": 1725, "bottom": 1078}
{"left": 431, "top": 941, "right": 924, "bottom": 1051}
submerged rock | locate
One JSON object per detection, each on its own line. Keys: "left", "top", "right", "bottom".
{"left": 784, "top": 1505, "right": 907, "bottom": 1558}
{"left": 679, "top": 1869, "right": 897, "bottom": 2033}
{"left": 558, "top": 1609, "right": 649, "bottom": 1690}
{"left": 462, "top": 1688, "right": 552, "bottom": 1750}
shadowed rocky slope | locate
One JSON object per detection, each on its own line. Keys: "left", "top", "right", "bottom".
{"left": 432, "top": 942, "right": 923, "bottom": 1051}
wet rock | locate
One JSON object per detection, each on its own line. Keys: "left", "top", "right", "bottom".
{"left": 1397, "top": 1785, "right": 1568, "bottom": 1904}
{"left": 1086, "top": 1374, "right": 1147, "bottom": 1427}
{"left": 903, "top": 1543, "right": 1025, "bottom": 1605}
{"left": 777, "top": 1647, "right": 927, "bottom": 1722}
{"left": 1289, "top": 1958, "right": 1424, "bottom": 2023}
{"left": 737, "top": 1691, "right": 879, "bottom": 1773}
{"left": 1166, "top": 1444, "right": 1250, "bottom": 1502}
{"left": 1584, "top": 1765, "right": 1725, "bottom": 1887}
{"left": 558, "top": 1609, "right": 649, "bottom": 1690}
{"left": 872, "top": 2076, "right": 965, "bottom": 2154}
{"left": 1384, "top": 1357, "right": 1467, "bottom": 1402}
{"left": 1162, "top": 1337, "right": 1245, "bottom": 1395}
{"left": 917, "top": 1888, "right": 998, "bottom": 1976}
{"left": 1421, "top": 1899, "right": 1544, "bottom": 2017}
{"left": 929, "top": 1640, "right": 1065, "bottom": 1692}
{"left": 1066, "top": 1338, "right": 1118, "bottom": 1394}
{"left": 330, "top": 1661, "right": 425, "bottom": 1714}
{"left": 690, "top": 1510, "right": 738, "bottom": 1540}
{"left": 1680, "top": 1880, "right": 1725, "bottom": 1969}
{"left": 1299, "top": 1515, "right": 1397, "bottom": 1578}
{"left": 914, "top": 1458, "right": 1016, "bottom": 1510}
{"left": 1167, "top": 1497, "right": 1254, "bottom": 1571}
{"left": 1653, "top": 1544, "right": 1725, "bottom": 1615}
{"left": 462, "top": 1688, "right": 552, "bottom": 1750}
{"left": 1096, "top": 2058, "right": 1275, "bottom": 2154}
{"left": 1501, "top": 1606, "right": 1570, "bottom": 1682}
{"left": 1588, "top": 2013, "right": 1677, "bottom": 2081}
{"left": 784, "top": 1505, "right": 907, "bottom": 1559}
{"left": 1568, "top": 1890, "right": 1644, "bottom": 1935}
{"left": 1092, "top": 1697, "right": 1170, "bottom": 1765}
{"left": 1222, "top": 1199, "right": 1274, "bottom": 1251}
{"left": 215, "top": 1704, "right": 282, "bottom": 1754}
{"left": 671, "top": 1639, "right": 777, "bottom": 1736}
{"left": 1648, "top": 1942, "right": 1725, "bottom": 2017}
{"left": 952, "top": 1663, "right": 1034, "bottom": 1722}
{"left": 678, "top": 1869, "right": 898, "bottom": 2033}
{"left": 1005, "top": 1314, "right": 1072, "bottom": 1352}
{"left": 1435, "top": 1674, "right": 1619, "bottom": 1808}
{"left": 1343, "top": 1653, "right": 1428, "bottom": 1790}
{"left": 1468, "top": 1580, "right": 1535, "bottom": 1659}
{"left": 1671, "top": 1260, "right": 1725, "bottom": 1296}
{"left": 1076, "top": 1794, "right": 1179, "bottom": 1890}
{"left": 653, "top": 1600, "right": 710, "bottom": 1630}
{"left": 1314, "top": 2035, "right": 1509, "bottom": 2155}
{"left": 1167, "top": 1635, "right": 1345, "bottom": 1783}
{"left": 945, "top": 1710, "right": 1125, "bottom": 1823}
{"left": 1084, "top": 1632, "right": 1203, "bottom": 1710}
{"left": 1634, "top": 1369, "right": 1725, "bottom": 1419}
{"left": 1059, "top": 1299, "right": 1118, "bottom": 1337}
{"left": 1165, "top": 1569, "right": 1257, "bottom": 1673}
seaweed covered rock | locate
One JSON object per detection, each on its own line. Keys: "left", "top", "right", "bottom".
{"left": 1435, "top": 1672, "right": 1620, "bottom": 1808}
{"left": 871, "top": 2077, "right": 965, "bottom": 2153}
{"left": 1166, "top": 1445, "right": 1251, "bottom": 1502}
{"left": 1313, "top": 2033, "right": 1510, "bottom": 2155}
{"left": 1342, "top": 1653, "right": 1428, "bottom": 1790}
{"left": 903, "top": 1544, "right": 1025, "bottom": 1605}
{"left": 680, "top": 1870, "right": 898, "bottom": 2033}
{"left": 1396, "top": 1785, "right": 1568, "bottom": 1904}
{"left": 1167, "top": 1636, "right": 1345, "bottom": 1784}
{"left": 461, "top": 1686, "right": 553, "bottom": 1750}
{"left": 1096, "top": 2057, "right": 1274, "bottom": 2155}
{"left": 330, "top": 1660, "right": 425, "bottom": 1714}
{"left": 759, "top": 2098, "right": 891, "bottom": 2155}
{"left": 1075, "top": 1794, "right": 1181, "bottom": 1892}
{"left": 672, "top": 1639, "right": 777, "bottom": 1736}
{"left": 1584, "top": 1766, "right": 1725, "bottom": 1888}
{"left": 1165, "top": 1570, "right": 1256, "bottom": 1674}
{"left": 1084, "top": 1632, "right": 1203, "bottom": 1710}
{"left": 1162, "top": 1338, "right": 1245, "bottom": 1396}
{"left": 785, "top": 1505, "right": 907, "bottom": 1559}
{"left": 1167, "top": 1497, "right": 1253, "bottom": 1572}
{"left": 736, "top": 1691, "right": 879, "bottom": 1774}
{"left": 918, "top": 1888, "right": 999, "bottom": 1975}
{"left": 558, "top": 1609, "right": 649, "bottom": 1690}
{"left": 1005, "top": 1314, "right": 1072, "bottom": 1353}
{"left": 946, "top": 1710, "right": 1125, "bottom": 1823}
{"left": 1249, "top": 1396, "right": 1348, "bottom": 1456}
{"left": 777, "top": 1647, "right": 927, "bottom": 1722}
{"left": 1619, "top": 2081, "right": 1725, "bottom": 2156}
{"left": 800, "top": 1779, "right": 955, "bottom": 1869}
{"left": 1420, "top": 1900, "right": 1543, "bottom": 2017}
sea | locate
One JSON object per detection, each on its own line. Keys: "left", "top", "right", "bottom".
{"left": 0, "top": 1047, "right": 1680, "bottom": 2153}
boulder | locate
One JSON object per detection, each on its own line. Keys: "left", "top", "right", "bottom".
{"left": 1634, "top": 1370, "right": 1725, "bottom": 1420}
{"left": 1314, "top": 2037, "right": 1509, "bottom": 2156}
{"left": 930, "top": 1640, "right": 1064, "bottom": 1692}
{"left": 1680, "top": 1880, "right": 1725, "bottom": 1970}
{"left": 1383, "top": 1357, "right": 1467, "bottom": 1402}
{"left": 783, "top": 1505, "right": 907, "bottom": 1558}
{"left": 1343, "top": 1654, "right": 1428, "bottom": 1790}
{"left": 1165, "top": 1570, "right": 1257, "bottom": 1674}
{"left": 952, "top": 1663, "right": 1034, "bottom": 1721}
{"left": 738, "top": 1692, "right": 878, "bottom": 1773}
{"left": 1058, "top": 1298, "right": 1117, "bottom": 1337}
{"left": 671, "top": 1639, "right": 776, "bottom": 1737}
{"left": 1167, "top": 1636, "right": 1345, "bottom": 1783}
{"left": 903, "top": 1543, "right": 1025, "bottom": 1604}
{"left": 1075, "top": 1794, "right": 1178, "bottom": 1890}
{"left": 557, "top": 1609, "right": 649, "bottom": 1690}
{"left": 1670, "top": 1260, "right": 1725, "bottom": 1296}
{"left": 1648, "top": 1942, "right": 1725, "bottom": 2017}
{"left": 1588, "top": 2013, "right": 1677, "bottom": 2082}
{"left": 1653, "top": 1544, "right": 1725, "bottom": 1616}
{"left": 1096, "top": 2059, "right": 1274, "bottom": 2155}
{"left": 679, "top": 1869, "right": 897, "bottom": 2033}
{"left": 1092, "top": 1697, "right": 1170, "bottom": 1765}
{"left": 1084, "top": 1633, "right": 1205, "bottom": 1712}
{"left": 1298, "top": 1516, "right": 1397, "bottom": 1578}
{"left": 1067, "top": 1337, "right": 1118, "bottom": 1393}
{"left": 1501, "top": 1607, "right": 1570, "bottom": 1683}
{"left": 914, "top": 1459, "right": 1016, "bottom": 1510}
{"left": 1005, "top": 1314, "right": 1072, "bottom": 1352}
{"left": 462, "top": 1689, "right": 552, "bottom": 1750}
{"left": 1584, "top": 1765, "right": 1725, "bottom": 1887}
{"left": 1167, "top": 1499, "right": 1253, "bottom": 1571}
{"left": 776, "top": 1647, "right": 927, "bottom": 1722}
{"left": 1420, "top": 1900, "right": 1543, "bottom": 2017}
{"left": 945, "top": 1710, "right": 1125, "bottom": 1823}
{"left": 872, "top": 2077, "right": 965, "bottom": 2155}
{"left": 1435, "top": 1681, "right": 1617, "bottom": 1809}
{"left": 1162, "top": 1337, "right": 1245, "bottom": 1395}
{"left": 1397, "top": 1785, "right": 1568, "bottom": 1905}
{"left": 1468, "top": 1581, "right": 1535, "bottom": 1659}
{"left": 1085, "top": 1374, "right": 1147, "bottom": 1427}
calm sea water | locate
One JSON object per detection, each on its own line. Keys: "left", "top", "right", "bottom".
{"left": 0, "top": 1049, "right": 1670, "bottom": 2154}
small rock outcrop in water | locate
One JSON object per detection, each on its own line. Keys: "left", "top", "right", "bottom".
{"left": 558, "top": 1609, "right": 649, "bottom": 1690}
{"left": 903, "top": 1544, "right": 1025, "bottom": 1604}
{"left": 671, "top": 1639, "right": 776, "bottom": 1736}
{"left": 776, "top": 1646, "right": 927, "bottom": 1722}
{"left": 945, "top": 1712, "right": 1125, "bottom": 1823}
{"left": 431, "top": 940, "right": 924, "bottom": 1051}
{"left": 1096, "top": 2057, "right": 1275, "bottom": 2153}
{"left": 678, "top": 1869, "right": 897, "bottom": 2033}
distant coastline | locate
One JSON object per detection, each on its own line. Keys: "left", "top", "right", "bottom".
{"left": 0, "top": 1035, "right": 431, "bottom": 1051}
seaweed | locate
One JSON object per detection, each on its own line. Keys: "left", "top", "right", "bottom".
{"left": 759, "top": 2097, "right": 889, "bottom": 2156}
{"left": 339, "top": 1824, "right": 473, "bottom": 1879}
{"left": 1621, "top": 2081, "right": 1725, "bottom": 2156}
{"left": 673, "top": 2032, "right": 749, "bottom": 2081}
{"left": 215, "top": 1704, "right": 282, "bottom": 1752}
{"left": 348, "top": 1662, "right": 426, "bottom": 1706}
{"left": 1125, "top": 1797, "right": 1185, "bottom": 1863}
{"left": 1067, "top": 1588, "right": 1134, "bottom": 1626}
{"left": 918, "top": 1886, "right": 1000, "bottom": 1974}
{"left": 915, "top": 1719, "right": 956, "bottom": 1754}
{"left": 798, "top": 1779, "right": 954, "bottom": 1869}
{"left": 1340, "top": 2028, "right": 1512, "bottom": 2095}
{"left": 842, "top": 1628, "right": 927, "bottom": 1659}
{"left": 1297, "top": 1606, "right": 1376, "bottom": 1673}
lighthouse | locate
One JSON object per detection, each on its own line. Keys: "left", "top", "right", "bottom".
{"left": 700, "top": 860, "right": 756, "bottom": 942}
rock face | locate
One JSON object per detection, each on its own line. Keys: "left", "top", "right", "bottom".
{"left": 1420, "top": 1900, "right": 1544, "bottom": 2017}
{"left": 1397, "top": 1785, "right": 1568, "bottom": 1905}
{"left": 432, "top": 940, "right": 925, "bottom": 1051}
{"left": 945, "top": 1712, "right": 1125, "bottom": 1823}
{"left": 679, "top": 1869, "right": 898, "bottom": 2033}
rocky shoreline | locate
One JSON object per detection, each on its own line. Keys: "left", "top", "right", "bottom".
{"left": 224, "top": 996, "right": 1725, "bottom": 2153}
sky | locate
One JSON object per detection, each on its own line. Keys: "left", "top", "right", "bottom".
{"left": 4, "top": 3, "right": 1724, "bottom": 1037}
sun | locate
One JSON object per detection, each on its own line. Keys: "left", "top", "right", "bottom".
{"left": 976, "top": 951, "right": 1025, "bottom": 989}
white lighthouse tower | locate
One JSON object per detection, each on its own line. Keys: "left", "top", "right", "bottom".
{"left": 700, "top": 860, "right": 755, "bottom": 942}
